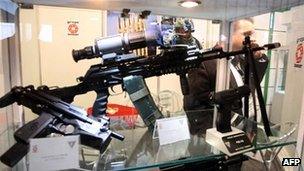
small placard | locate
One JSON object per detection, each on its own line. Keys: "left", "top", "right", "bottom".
{"left": 29, "top": 135, "right": 79, "bottom": 171}
{"left": 155, "top": 116, "right": 190, "bottom": 145}
{"left": 222, "top": 132, "right": 252, "bottom": 153}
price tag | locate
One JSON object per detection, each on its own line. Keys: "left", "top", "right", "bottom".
{"left": 155, "top": 116, "right": 190, "bottom": 145}
{"left": 29, "top": 135, "right": 79, "bottom": 171}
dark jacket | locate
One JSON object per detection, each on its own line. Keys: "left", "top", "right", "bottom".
{"left": 172, "top": 35, "right": 202, "bottom": 50}
{"left": 183, "top": 54, "right": 269, "bottom": 110}
{"left": 184, "top": 54, "right": 269, "bottom": 134}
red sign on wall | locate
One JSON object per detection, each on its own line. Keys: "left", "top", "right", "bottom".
{"left": 296, "top": 44, "right": 303, "bottom": 63}
{"left": 295, "top": 37, "right": 304, "bottom": 68}
{"left": 67, "top": 21, "right": 79, "bottom": 36}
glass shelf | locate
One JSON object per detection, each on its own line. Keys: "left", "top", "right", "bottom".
{"left": 79, "top": 109, "right": 297, "bottom": 171}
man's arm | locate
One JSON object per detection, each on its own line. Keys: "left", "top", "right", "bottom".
{"left": 184, "top": 59, "right": 217, "bottom": 109}
{"left": 194, "top": 37, "right": 203, "bottom": 50}
{"left": 254, "top": 53, "right": 269, "bottom": 83}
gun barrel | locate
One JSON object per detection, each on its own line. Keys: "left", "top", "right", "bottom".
{"left": 110, "top": 131, "right": 125, "bottom": 141}
{"left": 197, "top": 42, "right": 281, "bottom": 62}
{"left": 72, "top": 46, "right": 98, "bottom": 62}
{"left": 263, "top": 42, "right": 281, "bottom": 50}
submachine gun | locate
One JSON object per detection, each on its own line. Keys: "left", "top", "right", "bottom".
{"left": 0, "top": 86, "right": 124, "bottom": 167}
{"left": 44, "top": 29, "right": 280, "bottom": 133}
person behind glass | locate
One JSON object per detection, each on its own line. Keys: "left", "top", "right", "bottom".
{"left": 171, "top": 18, "right": 202, "bottom": 50}
{"left": 183, "top": 18, "right": 269, "bottom": 135}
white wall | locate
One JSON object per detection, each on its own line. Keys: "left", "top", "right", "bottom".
{"left": 19, "top": 8, "right": 41, "bottom": 121}
{"left": 19, "top": 7, "right": 221, "bottom": 120}
{"left": 297, "top": 93, "right": 304, "bottom": 165}
{"left": 19, "top": 8, "right": 40, "bottom": 87}
{"left": 281, "top": 5, "right": 304, "bottom": 140}
{"left": 0, "top": 37, "right": 6, "bottom": 170}
{"left": 270, "top": 92, "right": 284, "bottom": 124}
{"left": 253, "top": 7, "right": 304, "bottom": 159}
{"left": 0, "top": 22, "right": 6, "bottom": 134}
{"left": 19, "top": 6, "right": 107, "bottom": 121}
{"left": 252, "top": 12, "right": 290, "bottom": 124}
{"left": 283, "top": 5, "right": 304, "bottom": 161}
{"left": 0, "top": 8, "right": 19, "bottom": 170}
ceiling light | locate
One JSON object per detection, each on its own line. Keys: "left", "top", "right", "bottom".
{"left": 179, "top": 0, "right": 201, "bottom": 8}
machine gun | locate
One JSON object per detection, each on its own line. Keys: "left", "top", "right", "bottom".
{"left": 43, "top": 30, "right": 280, "bottom": 131}
{"left": 0, "top": 85, "right": 124, "bottom": 167}
{"left": 45, "top": 45, "right": 226, "bottom": 130}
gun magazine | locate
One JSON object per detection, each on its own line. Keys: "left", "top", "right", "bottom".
{"left": 0, "top": 142, "right": 28, "bottom": 167}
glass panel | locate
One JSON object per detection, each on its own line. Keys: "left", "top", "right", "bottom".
{"left": 0, "top": 1, "right": 19, "bottom": 170}
{"left": 78, "top": 110, "right": 296, "bottom": 170}
{"left": 268, "top": 69, "right": 276, "bottom": 87}
{"left": 276, "top": 50, "right": 288, "bottom": 91}
{"left": 266, "top": 87, "right": 275, "bottom": 105}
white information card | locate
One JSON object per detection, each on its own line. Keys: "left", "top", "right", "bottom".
{"left": 155, "top": 115, "right": 190, "bottom": 145}
{"left": 29, "top": 135, "right": 79, "bottom": 171}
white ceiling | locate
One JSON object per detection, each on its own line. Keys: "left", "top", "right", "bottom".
{"left": 15, "top": 0, "right": 304, "bottom": 20}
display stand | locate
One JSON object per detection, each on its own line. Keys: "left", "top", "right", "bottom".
{"left": 206, "top": 86, "right": 253, "bottom": 156}
{"left": 256, "top": 122, "right": 297, "bottom": 170}
{"left": 207, "top": 36, "right": 273, "bottom": 156}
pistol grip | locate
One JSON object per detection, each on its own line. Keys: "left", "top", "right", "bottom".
{"left": 216, "top": 105, "right": 232, "bottom": 133}
{"left": 92, "top": 89, "right": 109, "bottom": 117}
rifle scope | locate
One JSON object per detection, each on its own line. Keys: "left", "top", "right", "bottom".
{"left": 72, "top": 30, "right": 159, "bottom": 62}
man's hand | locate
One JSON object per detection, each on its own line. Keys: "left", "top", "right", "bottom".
{"left": 212, "top": 42, "right": 223, "bottom": 50}
{"left": 251, "top": 43, "right": 263, "bottom": 59}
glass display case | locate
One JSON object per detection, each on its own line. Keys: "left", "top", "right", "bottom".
{"left": 0, "top": 1, "right": 24, "bottom": 170}
{"left": 77, "top": 110, "right": 297, "bottom": 171}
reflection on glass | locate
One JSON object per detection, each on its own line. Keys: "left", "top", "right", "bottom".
{"left": 39, "top": 24, "right": 53, "bottom": 42}
{"left": 25, "top": 23, "right": 32, "bottom": 41}
{"left": 0, "top": 2, "right": 18, "bottom": 170}
{"left": 0, "top": 0, "right": 18, "bottom": 15}
{"left": 277, "top": 50, "right": 288, "bottom": 91}
{"left": 0, "top": 22, "right": 15, "bottom": 40}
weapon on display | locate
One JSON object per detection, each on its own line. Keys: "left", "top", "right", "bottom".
{"left": 212, "top": 85, "right": 251, "bottom": 133}
{"left": 206, "top": 85, "right": 254, "bottom": 156}
{"left": 0, "top": 29, "right": 281, "bottom": 167}
{"left": 44, "top": 29, "right": 280, "bottom": 131}
{"left": 0, "top": 86, "right": 124, "bottom": 167}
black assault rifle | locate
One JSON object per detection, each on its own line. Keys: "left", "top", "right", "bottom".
{"left": 44, "top": 30, "right": 280, "bottom": 133}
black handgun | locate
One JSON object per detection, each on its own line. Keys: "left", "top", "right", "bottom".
{"left": 212, "top": 85, "right": 251, "bottom": 133}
